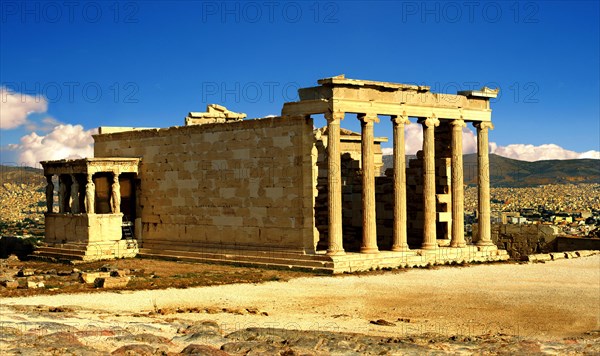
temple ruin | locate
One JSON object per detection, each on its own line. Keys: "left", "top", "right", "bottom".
{"left": 36, "top": 75, "right": 508, "bottom": 273}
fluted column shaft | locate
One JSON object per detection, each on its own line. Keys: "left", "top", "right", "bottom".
{"left": 420, "top": 117, "right": 440, "bottom": 250}
{"left": 450, "top": 119, "right": 466, "bottom": 247}
{"left": 391, "top": 115, "right": 410, "bottom": 251}
{"left": 359, "top": 113, "right": 379, "bottom": 253}
{"left": 475, "top": 122, "right": 494, "bottom": 246}
{"left": 325, "top": 112, "right": 345, "bottom": 255}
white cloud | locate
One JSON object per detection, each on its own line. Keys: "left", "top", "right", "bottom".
{"left": 490, "top": 143, "right": 600, "bottom": 161}
{"left": 0, "top": 86, "right": 48, "bottom": 129}
{"left": 9, "top": 124, "right": 97, "bottom": 166}
{"left": 383, "top": 124, "right": 478, "bottom": 155}
{"left": 380, "top": 124, "right": 598, "bottom": 162}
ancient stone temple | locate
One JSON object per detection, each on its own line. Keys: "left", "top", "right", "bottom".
{"left": 36, "top": 75, "right": 508, "bottom": 272}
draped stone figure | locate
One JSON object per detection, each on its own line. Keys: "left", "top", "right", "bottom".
{"left": 85, "top": 175, "right": 95, "bottom": 214}
{"left": 58, "top": 177, "right": 67, "bottom": 213}
{"left": 111, "top": 175, "right": 121, "bottom": 213}
{"left": 70, "top": 174, "right": 80, "bottom": 214}
{"left": 45, "top": 175, "right": 54, "bottom": 213}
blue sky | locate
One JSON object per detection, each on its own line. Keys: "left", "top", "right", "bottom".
{"left": 1, "top": 0, "right": 599, "bottom": 166}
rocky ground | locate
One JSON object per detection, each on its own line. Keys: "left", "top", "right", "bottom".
{"left": 1, "top": 256, "right": 598, "bottom": 355}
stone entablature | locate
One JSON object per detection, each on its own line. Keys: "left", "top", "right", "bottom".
{"left": 284, "top": 74, "right": 496, "bottom": 122}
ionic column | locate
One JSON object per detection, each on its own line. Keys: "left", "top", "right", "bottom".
{"left": 358, "top": 113, "right": 379, "bottom": 253}
{"left": 450, "top": 119, "right": 466, "bottom": 247}
{"left": 111, "top": 172, "right": 121, "bottom": 214}
{"left": 325, "top": 112, "right": 345, "bottom": 255}
{"left": 420, "top": 117, "right": 440, "bottom": 250}
{"left": 475, "top": 122, "right": 494, "bottom": 246}
{"left": 391, "top": 115, "right": 410, "bottom": 251}
{"left": 45, "top": 175, "right": 54, "bottom": 213}
{"left": 70, "top": 174, "right": 80, "bottom": 214}
{"left": 85, "top": 174, "right": 95, "bottom": 214}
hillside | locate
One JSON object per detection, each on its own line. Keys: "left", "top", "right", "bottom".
{"left": 382, "top": 154, "right": 600, "bottom": 187}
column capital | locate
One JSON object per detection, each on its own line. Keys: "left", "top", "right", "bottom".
{"left": 391, "top": 115, "right": 410, "bottom": 126}
{"left": 324, "top": 111, "right": 344, "bottom": 122}
{"left": 419, "top": 117, "right": 440, "bottom": 128}
{"left": 451, "top": 119, "right": 466, "bottom": 128}
{"left": 357, "top": 112, "right": 380, "bottom": 123}
{"left": 474, "top": 121, "right": 494, "bottom": 130}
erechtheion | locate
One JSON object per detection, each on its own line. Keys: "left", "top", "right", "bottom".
{"left": 37, "top": 75, "right": 508, "bottom": 273}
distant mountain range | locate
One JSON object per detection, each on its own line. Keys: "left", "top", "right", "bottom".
{"left": 2, "top": 154, "right": 599, "bottom": 189}
{"left": 382, "top": 154, "right": 600, "bottom": 187}
{"left": 0, "top": 165, "right": 45, "bottom": 186}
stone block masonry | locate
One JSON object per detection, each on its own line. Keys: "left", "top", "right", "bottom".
{"left": 93, "top": 115, "right": 317, "bottom": 253}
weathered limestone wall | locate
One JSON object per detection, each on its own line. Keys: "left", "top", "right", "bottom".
{"left": 474, "top": 223, "right": 560, "bottom": 259}
{"left": 93, "top": 116, "right": 316, "bottom": 252}
{"left": 45, "top": 214, "right": 123, "bottom": 244}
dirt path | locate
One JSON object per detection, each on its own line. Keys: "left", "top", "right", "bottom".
{"left": 3, "top": 256, "right": 598, "bottom": 342}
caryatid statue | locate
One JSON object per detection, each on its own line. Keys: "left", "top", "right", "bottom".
{"left": 85, "top": 175, "right": 95, "bottom": 214}
{"left": 45, "top": 175, "right": 54, "bottom": 213}
{"left": 70, "top": 174, "right": 80, "bottom": 214}
{"left": 58, "top": 177, "right": 67, "bottom": 213}
{"left": 110, "top": 174, "right": 121, "bottom": 213}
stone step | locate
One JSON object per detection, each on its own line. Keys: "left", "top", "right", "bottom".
{"left": 34, "top": 247, "right": 87, "bottom": 256}
{"left": 137, "top": 251, "right": 334, "bottom": 274}
{"left": 138, "top": 248, "right": 335, "bottom": 269}
{"left": 31, "top": 250, "right": 86, "bottom": 261}
{"left": 139, "top": 243, "right": 331, "bottom": 261}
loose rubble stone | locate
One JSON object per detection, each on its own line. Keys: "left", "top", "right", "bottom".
{"left": 180, "top": 344, "right": 230, "bottom": 355}
{"left": 94, "top": 276, "right": 130, "bottom": 289}
{"left": 80, "top": 271, "right": 111, "bottom": 284}
{"left": 370, "top": 319, "right": 396, "bottom": 326}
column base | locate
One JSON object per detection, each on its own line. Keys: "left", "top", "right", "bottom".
{"left": 360, "top": 247, "right": 379, "bottom": 254}
{"left": 421, "top": 242, "right": 438, "bottom": 250}
{"left": 476, "top": 241, "right": 495, "bottom": 247}
{"left": 450, "top": 242, "right": 467, "bottom": 248}
{"left": 327, "top": 249, "right": 346, "bottom": 256}
{"left": 391, "top": 244, "right": 410, "bottom": 252}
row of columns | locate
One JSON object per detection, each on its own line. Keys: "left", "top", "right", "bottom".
{"left": 325, "top": 112, "right": 494, "bottom": 255}
{"left": 45, "top": 173, "right": 121, "bottom": 215}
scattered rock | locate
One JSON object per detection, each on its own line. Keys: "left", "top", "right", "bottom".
{"left": 370, "top": 319, "right": 396, "bottom": 326}
{"left": 94, "top": 276, "right": 130, "bottom": 289}
{"left": 397, "top": 318, "right": 411, "bottom": 323}
{"left": 111, "top": 269, "right": 130, "bottom": 277}
{"left": 1, "top": 279, "right": 19, "bottom": 289}
{"left": 27, "top": 280, "right": 44, "bottom": 289}
{"left": 180, "top": 344, "right": 230, "bottom": 355}
{"left": 17, "top": 268, "right": 34, "bottom": 277}
{"left": 111, "top": 344, "right": 156, "bottom": 355}
{"left": 80, "top": 271, "right": 111, "bottom": 284}
{"left": 100, "top": 264, "right": 118, "bottom": 272}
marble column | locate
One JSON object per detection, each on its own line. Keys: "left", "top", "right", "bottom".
{"left": 420, "top": 117, "right": 440, "bottom": 250}
{"left": 325, "top": 112, "right": 345, "bottom": 255}
{"left": 85, "top": 174, "right": 95, "bottom": 214}
{"left": 391, "top": 115, "right": 410, "bottom": 251}
{"left": 475, "top": 122, "right": 494, "bottom": 246}
{"left": 111, "top": 172, "right": 121, "bottom": 214}
{"left": 70, "top": 174, "right": 80, "bottom": 214}
{"left": 358, "top": 113, "right": 379, "bottom": 253}
{"left": 45, "top": 175, "right": 54, "bottom": 213}
{"left": 450, "top": 119, "right": 466, "bottom": 247}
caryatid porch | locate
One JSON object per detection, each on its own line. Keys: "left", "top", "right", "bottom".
{"left": 39, "top": 158, "right": 140, "bottom": 261}
{"left": 283, "top": 75, "right": 507, "bottom": 264}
